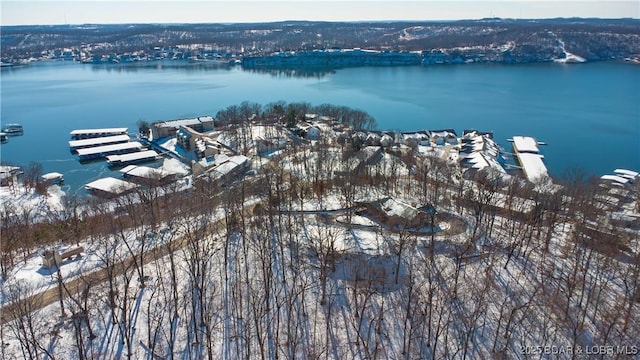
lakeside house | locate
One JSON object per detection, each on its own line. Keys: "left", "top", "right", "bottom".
{"left": 151, "top": 116, "right": 214, "bottom": 139}
{"left": 85, "top": 177, "right": 138, "bottom": 198}
{"left": 119, "top": 165, "right": 176, "bottom": 185}
{"left": 0, "top": 166, "right": 22, "bottom": 187}
{"left": 194, "top": 154, "right": 251, "bottom": 186}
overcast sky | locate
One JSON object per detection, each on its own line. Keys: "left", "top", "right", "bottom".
{"left": 2, "top": 1, "right": 638, "bottom": 26}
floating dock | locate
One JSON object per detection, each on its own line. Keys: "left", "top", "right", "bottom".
{"left": 614, "top": 169, "right": 639, "bottom": 180}
{"left": 76, "top": 141, "right": 143, "bottom": 160}
{"left": 2, "top": 123, "right": 24, "bottom": 136}
{"left": 68, "top": 134, "right": 131, "bottom": 150}
{"left": 41, "top": 172, "right": 64, "bottom": 185}
{"left": 107, "top": 150, "right": 159, "bottom": 167}
{"left": 511, "top": 136, "right": 548, "bottom": 183}
{"left": 70, "top": 127, "right": 128, "bottom": 140}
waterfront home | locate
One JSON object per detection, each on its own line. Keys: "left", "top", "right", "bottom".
{"left": 380, "top": 133, "right": 394, "bottom": 148}
{"left": 401, "top": 131, "right": 430, "bottom": 147}
{"left": 151, "top": 116, "right": 214, "bottom": 139}
{"left": 0, "top": 166, "right": 22, "bottom": 187}
{"left": 195, "top": 155, "right": 250, "bottom": 186}
{"left": 255, "top": 136, "right": 288, "bottom": 154}
{"left": 85, "top": 177, "right": 138, "bottom": 197}
{"left": 120, "top": 165, "right": 175, "bottom": 185}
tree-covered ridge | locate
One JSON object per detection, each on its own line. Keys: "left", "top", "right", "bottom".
{"left": 2, "top": 19, "right": 639, "bottom": 63}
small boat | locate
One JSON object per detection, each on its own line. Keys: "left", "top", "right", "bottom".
{"left": 0, "top": 132, "right": 8, "bottom": 143}
{"left": 2, "top": 123, "right": 23, "bottom": 136}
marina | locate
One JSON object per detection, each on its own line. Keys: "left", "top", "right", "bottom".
{"left": 70, "top": 127, "right": 128, "bottom": 140}
{"left": 68, "top": 134, "right": 131, "bottom": 151}
{"left": 106, "top": 150, "right": 159, "bottom": 167}
{"left": 511, "top": 136, "right": 549, "bottom": 183}
{"left": 75, "top": 141, "right": 144, "bottom": 160}
{"left": 1, "top": 62, "right": 637, "bottom": 194}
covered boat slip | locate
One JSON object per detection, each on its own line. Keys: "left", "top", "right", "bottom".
{"left": 514, "top": 152, "right": 548, "bottom": 182}
{"left": 41, "top": 172, "right": 64, "bottom": 185}
{"left": 107, "top": 150, "right": 159, "bottom": 167}
{"left": 76, "top": 142, "right": 143, "bottom": 160}
{"left": 70, "top": 127, "right": 128, "bottom": 140}
{"left": 511, "top": 136, "right": 540, "bottom": 153}
{"left": 614, "top": 169, "right": 639, "bottom": 179}
{"left": 68, "top": 134, "right": 131, "bottom": 150}
{"left": 510, "top": 135, "right": 549, "bottom": 183}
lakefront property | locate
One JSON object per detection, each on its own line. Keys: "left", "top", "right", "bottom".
{"left": 2, "top": 101, "right": 638, "bottom": 360}
{"left": 1, "top": 11, "right": 639, "bottom": 360}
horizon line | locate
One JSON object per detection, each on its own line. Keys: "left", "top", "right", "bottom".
{"left": 3, "top": 16, "right": 639, "bottom": 27}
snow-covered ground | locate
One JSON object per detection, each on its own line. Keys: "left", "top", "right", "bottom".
{"left": 2, "top": 133, "right": 639, "bottom": 359}
{"left": 0, "top": 184, "right": 65, "bottom": 218}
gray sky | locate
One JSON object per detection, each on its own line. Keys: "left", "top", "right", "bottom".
{"left": 2, "top": 1, "right": 638, "bottom": 26}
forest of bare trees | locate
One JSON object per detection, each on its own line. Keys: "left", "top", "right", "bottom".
{"left": 1, "top": 110, "right": 639, "bottom": 359}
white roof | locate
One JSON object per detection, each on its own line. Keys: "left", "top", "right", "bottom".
{"left": 601, "top": 174, "right": 630, "bottom": 185}
{"left": 85, "top": 177, "right": 137, "bottom": 194}
{"left": 0, "top": 165, "right": 21, "bottom": 173}
{"left": 465, "top": 152, "right": 490, "bottom": 169}
{"left": 68, "top": 134, "right": 130, "bottom": 148}
{"left": 614, "top": 169, "right": 638, "bottom": 178}
{"left": 155, "top": 116, "right": 213, "bottom": 128}
{"left": 107, "top": 150, "right": 158, "bottom": 163}
{"left": 515, "top": 152, "right": 548, "bottom": 182}
{"left": 76, "top": 142, "right": 142, "bottom": 156}
{"left": 120, "top": 165, "right": 170, "bottom": 179}
{"left": 41, "top": 172, "right": 63, "bottom": 180}
{"left": 214, "top": 161, "right": 239, "bottom": 176}
{"left": 70, "top": 128, "right": 128, "bottom": 135}
{"left": 228, "top": 155, "right": 249, "bottom": 166}
{"left": 512, "top": 136, "right": 540, "bottom": 153}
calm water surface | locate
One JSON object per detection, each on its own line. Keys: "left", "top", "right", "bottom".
{"left": 1, "top": 61, "right": 638, "bottom": 194}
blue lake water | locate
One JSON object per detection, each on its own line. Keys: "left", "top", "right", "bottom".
{"left": 1, "top": 61, "right": 638, "bottom": 194}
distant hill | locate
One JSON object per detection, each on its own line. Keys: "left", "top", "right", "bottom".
{"left": 2, "top": 19, "right": 639, "bottom": 64}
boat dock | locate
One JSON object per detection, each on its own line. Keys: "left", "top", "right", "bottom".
{"left": 70, "top": 127, "right": 128, "bottom": 140}
{"left": 614, "top": 169, "right": 639, "bottom": 180}
{"left": 2, "top": 123, "right": 24, "bottom": 136}
{"left": 107, "top": 150, "right": 159, "bottom": 167}
{"left": 76, "top": 141, "right": 144, "bottom": 160}
{"left": 68, "top": 134, "right": 131, "bottom": 151}
{"left": 512, "top": 136, "right": 548, "bottom": 183}
{"left": 41, "top": 172, "right": 64, "bottom": 185}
